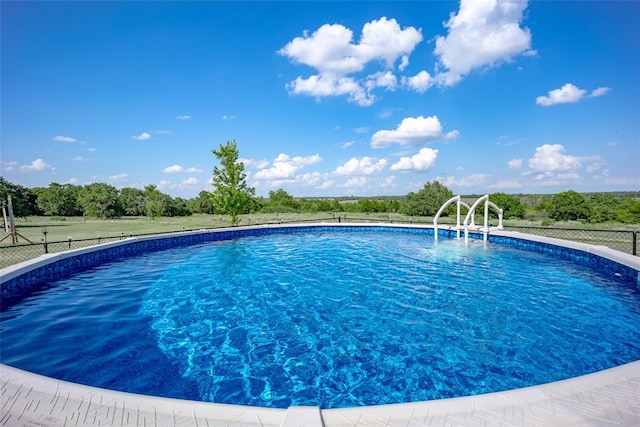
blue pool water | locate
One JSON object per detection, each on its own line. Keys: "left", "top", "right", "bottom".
{"left": 1, "top": 229, "right": 639, "bottom": 409}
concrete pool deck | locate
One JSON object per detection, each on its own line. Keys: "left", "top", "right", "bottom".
{"left": 1, "top": 361, "right": 639, "bottom": 426}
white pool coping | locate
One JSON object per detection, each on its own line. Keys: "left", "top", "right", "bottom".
{"left": 2, "top": 224, "right": 639, "bottom": 426}
{"left": 2, "top": 361, "right": 639, "bottom": 426}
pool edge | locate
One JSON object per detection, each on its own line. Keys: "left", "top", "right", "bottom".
{"left": 2, "top": 361, "right": 638, "bottom": 426}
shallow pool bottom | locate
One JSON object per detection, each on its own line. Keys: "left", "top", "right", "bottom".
{"left": 1, "top": 223, "right": 639, "bottom": 425}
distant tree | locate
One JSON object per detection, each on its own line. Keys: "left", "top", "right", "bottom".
{"left": 36, "top": 183, "right": 81, "bottom": 216}
{"left": 264, "top": 188, "right": 299, "bottom": 212}
{"left": 548, "top": 190, "right": 592, "bottom": 221}
{"left": 401, "top": 181, "right": 454, "bottom": 217}
{"left": 144, "top": 185, "right": 173, "bottom": 218}
{"left": 170, "top": 197, "right": 192, "bottom": 217}
{"left": 489, "top": 193, "right": 525, "bottom": 219}
{"left": 0, "top": 177, "right": 38, "bottom": 217}
{"left": 587, "top": 193, "right": 619, "bottom": 223}
{"left": 211, "top": 140, "right": 256, "bottom": 225}
{"left": 78, "top": 183, "right": 121, "bottom": 218}
{"left": 188, "top": 190, "right": 215, "bottom": 214}
{"left": 616, "top": 198, "right": 640, "bottom": 224}
{"left": 119, "top": 187, "right": 146, "bottom": 216}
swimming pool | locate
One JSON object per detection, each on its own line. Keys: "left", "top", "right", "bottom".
{"left": 3, "top": 227, "right": 638, "bottom": 426}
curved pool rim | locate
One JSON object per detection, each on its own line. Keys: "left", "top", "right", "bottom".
{"left": 1, "top": 223, "right": 639, "bottom": 426}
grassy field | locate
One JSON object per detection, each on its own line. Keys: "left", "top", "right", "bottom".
{"left": 1, "top": 213, "right": 638, "bottom": 268}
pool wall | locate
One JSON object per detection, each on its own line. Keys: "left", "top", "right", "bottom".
{"left": 1, "top": 223, "right": 639, "bottom": 426}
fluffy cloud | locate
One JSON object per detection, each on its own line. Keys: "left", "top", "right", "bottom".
{"left": 108, "top": 173, "right": 129, "bottom": 183}
{"left": 527, "top": 144, "right": 581, "bottom": 171}
{"left": 334, "top": 157, "right": 387, "bottom": 175}
{"left": 434, "top": 0, "right": 535, "bottom": 86}
{"left": 53, "top": 135, "right": 77, "bottom": 143}
{"left": 371, "top": 116, "right": 459, "bottom": 148}
{"left": 133, "top": 132, "right": 151, "bottom": 140}
{"left": 254, "top": 153, "right": 321, "bottom": 180}
{"left": 176, "top": 115, "right": 191, "bottom": 120}
{"left": 279, "top": 17, "right": 422, "bottom": 105}
{"left": 390, "top": 147, "right": 438, "bottom": 171}
{"left": 536, "top": 83, "right": 587, "bottom": 106}
{"left": 162, "top": 165, "right": 204, "bottom": 174}
{"left": 402, "top": 71, "right": 432, "bottom": 93}
{"left": 507, "top": 158, "right": 522, "bottom": 169}
{"left": 19, "top": 159, "right": 55, "bottom": 172}
{"left": 181, "top": 177, "right": 199, "bottom": 185}
{"left": 536, "top": 84, "right": 612, "bottom": 106}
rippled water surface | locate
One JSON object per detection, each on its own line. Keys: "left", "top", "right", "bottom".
{"left": 2, "top": 229, "right": 639, "bottom": 408}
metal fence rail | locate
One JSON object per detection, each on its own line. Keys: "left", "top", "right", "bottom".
{"left": 1, "top": 220, "right": 637, "bottom": 269}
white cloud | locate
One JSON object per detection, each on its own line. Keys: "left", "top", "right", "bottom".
{"left": 108, "top": 173, "right": 129, "bottom": 183}
{"left": 286, "top": 74, "right": 376, "bottom": 106}
{"left": 341, "top": 140, "right": 355, "bottom": 149}
{"left": 133, "top": 132, "right": 151, "bottom": 140}
{"left": 254, "top": 153, "right": 322, "bottom": 180}
{"left": 53, "top": 135, "right": 77, "bottom": 143}
{"left": 240, "top": 158, "right": 270, "bottom": 169}
{"left": 536, "top": 83, "right": 587, "bottom": 106}
{"left": 66, "top": 178, "right": 80, "bottom": 185}
{"left": 176, "top": 115, "right": 191, "bottom": 120}
{"left": 181, "top": 177, "right": 199, "bottom": 185}
{"left": 402, "top": 70, "right": 432, "bottom": 93}
{"left": 334, "top": 157, "right": 387, "bottom": 175}
{"left": 87, "top": 147, "right": 97, "bottom": 152}
{"left": 589, "top": 87, "right": 611, "bottom": 98}
{"left": 365, "top": 71, "right": 397, "bottom": 91}
{"left": 163, "top": 165, "right": 204, "bottom": 174}
{"left": 222, "top": 115, "right": 236, "bottom": 120}
{"left": 73, "top": 156, "right": 88, "bottom": 162}
{"left": 390, "top": 147, "right": 438, "bottom": 171}
{"left": 527, "top": 144, "right": 581, "bottom": 171}
{"left": 371, "top": 115, "right": 458, "bottom": 148}
{"left": 507, "top": 158, "right": 522, "bottom": 169}
{"left": 279, "top": 17, "right": 422, "bottom": 105}
{"left": 354, "top": 126, "right": 370, "bottom": 134}
{"left": 433, "top": 0, "right": 534, "bottom": 86}
{"left": 19, "top": 159, "right": 55, "bottom": 172}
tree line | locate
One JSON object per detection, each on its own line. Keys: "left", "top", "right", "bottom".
{"left": 2, "top": 140, "right": 639, "bottom": 225}
{"left": 2, "top": 176, "right": 638, "bottom": 225}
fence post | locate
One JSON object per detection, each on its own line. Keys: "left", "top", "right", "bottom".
{"left": 633, "top": 231, "right": 637, "bottom": 256}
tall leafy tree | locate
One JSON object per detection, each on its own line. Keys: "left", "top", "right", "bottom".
{"left": 36, "top": 183, "right": 81, "bottom": 216}
{"left": 211, "top": 140, "right": 255, "bottom": 226}
{"left": 0, "top": 177, "right": 38, "bottom": 217}
{"left": 78, "top": 183, "right": 121, "bottom": 218}
{"left": 548, "top": 190, "right": 592, "bottom": 221}
{"left": 401, "top": 181, "right": 454, "bottom": 217}
{"left": 265, "top": 188, "right": 299, "bottom": 212}
{"left": 144, "top": 185, "right": 173, "bottom": 218}
{"left": 120, "top": 187, "right": 147, "bottom": 216}
{"left": 489, "top": 193, "right": 525, "bottom": 219}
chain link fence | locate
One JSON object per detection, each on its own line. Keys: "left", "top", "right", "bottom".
{"left": 1, "top": 220, "right": 637, "bottom": 269}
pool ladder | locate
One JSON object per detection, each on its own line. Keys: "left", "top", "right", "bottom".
{"left": 433, "top": 194, "right": 503, "bottom": 243}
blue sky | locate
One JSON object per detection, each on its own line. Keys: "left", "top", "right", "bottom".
{"left": 2, "top": 1, "right": 638, "bottom": 199}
